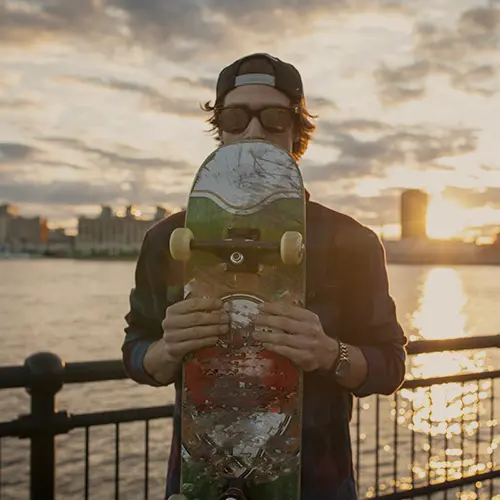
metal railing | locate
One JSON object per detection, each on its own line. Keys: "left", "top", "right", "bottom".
{"left": 0, "top": 335, "right": 499, "bottom": 500}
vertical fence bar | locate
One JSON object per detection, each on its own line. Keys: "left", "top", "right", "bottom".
{"left": 115, "top": 423, "right": 120, "bottom": 500}
{"left": 144, "top": 420, "right": 149, "bottom": 500}
{"left": 475, "top": 382, "right": 481, "bottom": 498}
{"left": 444, "top": 418, "right": 448, "bottom": 500}
{"left": 375, "top": 395, "right": 380, "bottom": 496}
{"left": 490, "top": 378, "right": 495, "bottom": 499}
{"left": 411, "top": 394, "right": 415, "bottom": 489}
{"left": 460, "top": 381, "right": 465, "bottom": 495}
{"left": 427, "top": 391, "right": 432, "bottom": 500}
{"left": 393, "top": 392, "right": 398, "bottom": 493}
{"left": 84, "top": 426, "right": 90, "bottom": 500}
{"left": 25, "top": 353, "right": 65, "bottom": 500}
{"left": 356, "top": 398, "right": 360, "bottom": 487}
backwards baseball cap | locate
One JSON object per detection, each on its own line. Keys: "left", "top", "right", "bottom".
{"left": 215, "top": 53, "right": 304, "bottom": 106}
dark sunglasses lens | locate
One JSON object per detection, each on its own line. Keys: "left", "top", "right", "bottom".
{"left": 260, "top": 108, "right": 294, "bottom": 132}
{"left": 218, "top": 108, "right": 249, "bottom": 134}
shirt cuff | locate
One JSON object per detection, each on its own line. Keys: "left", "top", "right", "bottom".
{"left": 350, "top": 345, "right": 381, "bottom": 398}
{"left": 129, "top": 339, "right": 166, "bottom": 387}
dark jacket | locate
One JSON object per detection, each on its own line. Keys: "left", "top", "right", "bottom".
{"left": 122, "top": 194, "right": 407, "bottom": 499}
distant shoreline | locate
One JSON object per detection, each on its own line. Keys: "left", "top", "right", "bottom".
{"left": 3, "top": 253, "right": 500, "bottom": 267}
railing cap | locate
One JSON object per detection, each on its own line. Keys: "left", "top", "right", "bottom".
{"left": 24, "top": 352, "right": 65, "bottom": 395}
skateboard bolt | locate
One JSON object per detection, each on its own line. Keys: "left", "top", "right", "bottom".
{"left": 230, "top": 252, "right": 244, "bottom": 265}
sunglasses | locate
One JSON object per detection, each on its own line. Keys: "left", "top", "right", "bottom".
{"left": 216, "top": 105, "right": 299, "bottom": 135}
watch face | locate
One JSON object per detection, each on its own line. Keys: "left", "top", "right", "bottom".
{"left": 335, "top": 359, "right": 350, "bottom": 379}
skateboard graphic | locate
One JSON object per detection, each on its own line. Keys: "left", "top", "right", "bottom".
{"left": 168, "top": 140, "right": 306, "bottom": 500}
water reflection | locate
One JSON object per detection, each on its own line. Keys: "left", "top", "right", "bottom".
{"left": 398, "top": 268, "right": 495, "bottom": 490}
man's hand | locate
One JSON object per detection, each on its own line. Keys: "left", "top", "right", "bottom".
{"left": 161, "top": 297, "right": 230, "bottom": 362}
{"left": 144, "top": 298, "right": 229, "bottom": 384}
{"left": 252, "top": 302, "right": 339, "bottom": 372}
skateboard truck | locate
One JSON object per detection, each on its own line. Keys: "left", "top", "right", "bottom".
{"left": 217, "top": 477, "right": 249, "bottom": 500}
{"left": 169, "top": 227, "right": 304, "bottom": 268}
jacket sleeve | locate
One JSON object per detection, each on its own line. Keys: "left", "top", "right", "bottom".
{"left": 121, "top": 228, "right": 170, "bottom": 387}
{"left": 338, "top": 228, "right": 407, "bottom": 398}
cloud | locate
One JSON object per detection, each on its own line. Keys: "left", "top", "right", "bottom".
{"left": 0, "top": 0, "right": 109, "bottom": 46}
{"left": 312, "top": 120, "right": 478, "bottom": 180}
{"left": 330, "top": 189, "right": 401, "bottom": 225}
{"left": 451, "top": 64, "right": 498, "bottom": 97}
{"left": 170, "top": 76, "right": 215, "bottom": 93}
{"left": 58, "top": 75, "right": 202, "bottom": 117}
{"left": 374, "top": 61, "right": 432, "bottom": 105}
{"left": 0, "top": 98, "right": 39, "bottom": 109}
{"left": 40, "top": 136, "right": 192, "bottom": 171}
{"left": 0, "top": 142, "right": 38, "bottom": 163}
{"left": 0, "top": 0, "right": 408, "bottom": 58}
{"left": 14, "top": 136, "right": 195, "bottom": 209}
{"left": 320, "top": 118, "right": 391, "bottom": 134}
{"left": 0, "top": 177, "right": 189, "bottom": 209}
{"left": 443, "top": 186, "right": 500, "bottom": 209}
{"left": 0, "top": 179, "right": 177, "bottom": 208}
{"left": 306, "top": 96, "right": 339, "bottom": 113}
{"left": 375, "top": 5, "right": 500, "bottom": 104}
{"left": 37, "top": 160, "right": 88, "bottom": 171}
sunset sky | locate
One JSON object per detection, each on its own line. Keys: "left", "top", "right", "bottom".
{"left": 0, "top": 0, "right": 499, "bottom": 240}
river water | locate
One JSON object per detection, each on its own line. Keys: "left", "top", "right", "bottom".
{"left": 0, "top": 259, "right": 499, "bottom": 499}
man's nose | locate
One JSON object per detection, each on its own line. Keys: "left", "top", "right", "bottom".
{"left": 243, "top": 116, "right": 266, "bottom": 140}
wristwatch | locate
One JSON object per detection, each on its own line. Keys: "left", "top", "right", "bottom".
{"left": 333, "top": 340, "right": 350, "bottom": 380}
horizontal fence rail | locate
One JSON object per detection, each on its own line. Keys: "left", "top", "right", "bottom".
{"left": 0, "top": 335, "right": 498, "bottom": 500}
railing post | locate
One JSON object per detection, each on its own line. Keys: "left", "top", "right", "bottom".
{"left": 24, "top": 352, "right": 65, "bottom": 500}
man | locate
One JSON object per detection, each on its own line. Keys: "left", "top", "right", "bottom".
{"left": 122, "top": 53, "right": 407, "bottom": 500}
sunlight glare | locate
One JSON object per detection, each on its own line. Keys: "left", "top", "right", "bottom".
{"left": 426, "top": 195, "right": 468, "bottom": 240}
{"left": 401, "top": 268, "right": 488, "bottom": 439}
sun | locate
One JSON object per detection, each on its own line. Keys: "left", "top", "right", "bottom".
{"left": 425, "top": 195, "right": 468, "bottom": 240}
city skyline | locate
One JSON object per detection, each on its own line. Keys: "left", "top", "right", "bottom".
{"left": 3, "top": 186, "right": 497, "bottom": 245}
{"left": 1, "top": 1, "right": 499, "bottom": 242}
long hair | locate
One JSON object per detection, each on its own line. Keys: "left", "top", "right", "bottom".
{"left": 200, "top": 58, "right": 317, "bottom": 161}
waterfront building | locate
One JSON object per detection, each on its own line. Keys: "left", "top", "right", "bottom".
{"left": 74, "top": 205, "right": 170, "bottom": 257}
{"left": 0, "top": 204, "right": 47, "bottom": 253}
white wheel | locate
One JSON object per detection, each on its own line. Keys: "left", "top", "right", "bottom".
{"left": 280, "top": 231, "right": 304, "bottom": 265}
{"left": 169, "top": 228, "right": 194, "bottom": 262}
{"left": 168, "top": 495, "right": 187, "bottom": 500}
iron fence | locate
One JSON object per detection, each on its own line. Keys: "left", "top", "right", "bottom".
{"left": 0, "top": 335, "right": 498, "bottom": 500}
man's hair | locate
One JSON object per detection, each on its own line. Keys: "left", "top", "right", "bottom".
{"left": 201, "top": 57, "right": 317, "bottom": 161}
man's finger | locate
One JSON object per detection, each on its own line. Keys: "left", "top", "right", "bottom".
{"left": 165, "top": 310, "right": 229, "bottom": 329}
{"left": 259, "top": 301, "right": 310, "bottom": 321}
{"left": 168, "top": 297, "right": 224, "bottom": 315}
{"left": 262, "top": 343, "right": 303, "bottom": 367}
{"left": 165, "top": 324, "right": 228, "bottom": 343}
{"left": 254, "top": 314, "right": 303, "bottom": 335}
{"left": 254, "top": 330, "right": 308, "bottom": 349}
{"left": 169, "top": 337, "right": 220, "bottom": 358}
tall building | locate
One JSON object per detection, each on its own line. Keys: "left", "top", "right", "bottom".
{"left": 400, "top": 189, "right": 428, "bottom": 239}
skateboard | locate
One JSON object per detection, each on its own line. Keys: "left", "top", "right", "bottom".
{"left": 168, "top": 140, "right": 306, "bottom": 500}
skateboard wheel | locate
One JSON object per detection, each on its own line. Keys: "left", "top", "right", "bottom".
{"left": 167, "top": 495, "right": 187, "bottom": 500}
{"left": 280, "top": 231, "right": 304, "bottom": 265}
{"left": 169, "top": 228, "right": 194, "bottom": 262}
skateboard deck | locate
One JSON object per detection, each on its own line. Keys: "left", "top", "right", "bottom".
{"left": 169, "top": 140, "right": 306, "bottom": 500}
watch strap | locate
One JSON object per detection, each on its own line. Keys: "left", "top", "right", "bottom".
{"left": 333, "top": 340, "right": 350, "bottom": 378}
